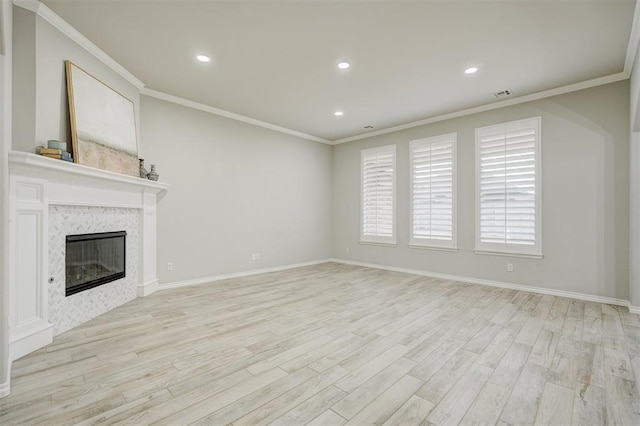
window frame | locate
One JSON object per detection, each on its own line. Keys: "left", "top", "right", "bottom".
{"left": 475, "top": 116, "right": 542, "bottom": 258}
{"left": 360, "top": 144, "right": 397, "bottom": 246}
{"left": 409, "top": 133, "right": 457, "bottom": 251}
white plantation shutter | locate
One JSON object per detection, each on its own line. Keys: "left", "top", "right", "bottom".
{"left": 361, "top": 145, "right": 396, "bottom": 244}
{"left": 410, "top": 134, "right": 456, "bottom": 249}
{"left": 476, "top": 117, "right": 541, "bottom": 256}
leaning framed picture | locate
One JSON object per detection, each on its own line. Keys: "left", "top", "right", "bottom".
{"left": 65, "top": 61, "right": 139, "bottom": 177}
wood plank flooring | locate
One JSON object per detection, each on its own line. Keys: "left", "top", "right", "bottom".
{"left": 1, "top": 262, "right": 640, "bottom": 425}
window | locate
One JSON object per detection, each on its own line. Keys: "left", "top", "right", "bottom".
{"left": 410, "top": 133, "right": 457, "bottom": 249}
{"left": 361, "top": 144, "right": 396, "bottom": 245}
{"left": 476, "top": 117, "right": 542, "bottom": 257}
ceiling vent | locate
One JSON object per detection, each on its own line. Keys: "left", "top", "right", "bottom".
{"left": 492, "top": 90, "right": 512, "bottom": 99}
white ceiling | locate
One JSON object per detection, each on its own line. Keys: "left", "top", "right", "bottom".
{"left": 42, "top": 0, "right": 636, "bottom": 142}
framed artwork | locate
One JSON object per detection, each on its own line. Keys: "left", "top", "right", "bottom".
{"left": 65, "top": 61, "right": 139, "bottom": 177}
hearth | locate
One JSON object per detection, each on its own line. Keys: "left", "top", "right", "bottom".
{"left": 65, "top": 231, "right": 126, "bottom": 296}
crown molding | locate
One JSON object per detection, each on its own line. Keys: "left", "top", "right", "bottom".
{"left": 13, "top": 0, "right": 145, "bottom": 90}
{"left": 624, "top": 0, "right": 640, "bottom": 75}
{"left": 332, "top": 72, "right": 629, "bottom": 145}
{"left": 141, "top": 88, "right": 331, "bottom": 145}
{"left": 11, "top": 0, "right": 635, "bottom": 147}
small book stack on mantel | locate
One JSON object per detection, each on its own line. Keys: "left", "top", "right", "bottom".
{"left": 37, "top": 140, "right": 73, "bottom": 162}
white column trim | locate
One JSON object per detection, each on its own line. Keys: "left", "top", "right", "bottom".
{"left": 1, "top": 0, "right": 13, "bottom": 400}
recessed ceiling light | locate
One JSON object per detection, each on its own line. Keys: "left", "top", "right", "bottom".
{"left": 465, "top": 67, "right": 478, "bottom": 74}
{"left": 334, "top": 111, "right": 344, "bottom": 116}
{"left": 196, "top": 54, "right": 211, "bottom": 63}
{"left": 338, "top": 61, "right": 350, "bottom": 70}
{"left": 364, "top": 125, "right": 374, "bottom": 129}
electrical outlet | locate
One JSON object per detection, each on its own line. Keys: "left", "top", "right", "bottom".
{"left": 346, "top": 247, "right": 350, "bottom": 253}
{"left": 167, "top": 262, "right": 173, "bottom": 271}
{"left": 507, "top": 263, "right": 513, "bottom": 272}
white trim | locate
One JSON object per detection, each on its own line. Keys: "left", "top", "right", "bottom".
{"left": 409, "top": 244, "right": 458, "bottom": 253}
{"left": 11, "top": 0, "right": 633, "bottom": 146}
{"left": 329, "top": 258, "right": 630, "bottom": 308}
{"left": 158, "top": 259, "right": 333, "bottom": 291}
{"left": 141, "top": 89, "right": 330, "bottom": 145}
{"left": 9, "top": 322, "right": 53, "bottom": 361}
{"left": 0, "top": 379, "right": 9, "bottom": 398}
{"left": 9, "top": 0, "right": 633, "bottom": 146}
{"left": 474, "top": 250, "right": 544, "bottom": 260}
{"left": 9, "top": 152, "right": 169, "bottom": 194}
{"left": 630, "top": 305, "right": 640, "bottom": 315}
{"left": 359, "top": 240, "right": 397, "bottom": 248}
{"left": 12, "top": 0, "right": 145, "bottom": 89}
{"left": 332, "top": 73, "right": 628, "bottom": 145}
{"left": 1, "top": 0, "right": 12, "bottom": 400}
{"left": 624, "top": 0, "right": 640, "bottom": 75}
{"left": 138, "top": 279, "right": 159, "bottom": 297}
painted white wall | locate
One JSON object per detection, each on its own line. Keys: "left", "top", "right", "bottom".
{"left": 140, "top": 95, "right": 333, "bottom": 284}
{"left": 1, "top": 0, "right": 12, "bottom": 398}
{"left": 333, "top": 81, "right": 630, "bottom": 300}
{"left": 12, "top": 8, "right": 140, "bottom": 153}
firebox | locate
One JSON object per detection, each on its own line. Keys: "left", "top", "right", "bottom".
{"left": 65, "top": 231, "right": 126, "bottom": 296}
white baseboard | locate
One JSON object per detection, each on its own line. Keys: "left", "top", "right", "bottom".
{"left": 158, "top": 259, "right": 334, "bottom": 291}
{"left": 0, "top": 379, "right": 9, "bottom": 398}
{"left": 9, "top": 323, "right": 54, "bottom": 361}
{"left": 137, "top": 279, "right": 159, "bottom": 297}
{"left": 329, "top": 258, "right": 631, "bottom": 308}
{"left": 158, "top": 256, "right": 634, "bottom": 311}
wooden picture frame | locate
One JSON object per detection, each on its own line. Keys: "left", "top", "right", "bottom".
{"left": 65, "top": 61, "right": 139, "bottom": 177}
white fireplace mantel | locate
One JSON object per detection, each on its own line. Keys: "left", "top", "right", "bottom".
{"left": 8, "top": 151, "right": 168, "bottom": 360}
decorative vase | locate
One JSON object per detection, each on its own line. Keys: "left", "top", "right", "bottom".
{"left": 147, "top": 164, "right": 159, "bottom": 181}
{"left": 139, "top": 159, "right": 148, "bottom": 179}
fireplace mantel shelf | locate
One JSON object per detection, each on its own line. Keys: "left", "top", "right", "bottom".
{"left": 9, "top": 151, "right": 169, "bottom": 195}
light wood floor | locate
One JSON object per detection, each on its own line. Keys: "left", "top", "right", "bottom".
{"left": 1, "top": 262, "right": 640, "bottom": 425}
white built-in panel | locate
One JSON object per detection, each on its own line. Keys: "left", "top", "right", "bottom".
{"left": 9, "top": 176, "right": 53, "bottom": 360}
{"left": 16, "top": 212, "right": 40, "bottom": 326}
{"left": 16, "top": 182, "right": 42, "bottom": 203}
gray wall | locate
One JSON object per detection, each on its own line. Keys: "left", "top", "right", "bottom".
{"left": 11, "top": 6, "right": 333, "bottom": 288}
{"left": 9, "top": 5, "right": 633, "bottom": 302}
{"left": 12, "top": 9, "right": 140, "bottom": 152}
{"left": 333, "top": 81, "right": 630, "bottom": 300}
{"left": 140, "top": 95, "right": 333, "bottom": 284}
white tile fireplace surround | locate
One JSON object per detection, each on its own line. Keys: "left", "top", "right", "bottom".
{"left": 48, "top": 205, "right": 139, "bottom": 335}
{"left": 8, "top": 152, "right": 168, "bottom": 361}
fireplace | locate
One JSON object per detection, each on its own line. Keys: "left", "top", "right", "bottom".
{"left": 65, "top": 231, "right": 127, "bottom": 296}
